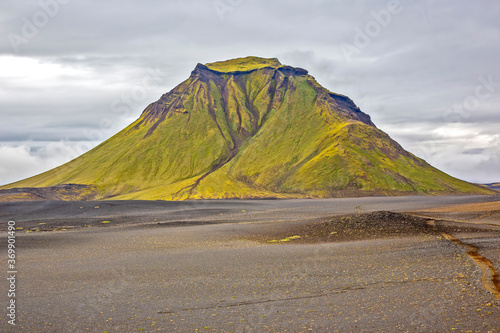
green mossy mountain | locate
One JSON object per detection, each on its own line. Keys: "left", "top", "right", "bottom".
{"left": 1, "top": 56, "right": 494, "bottom": 200}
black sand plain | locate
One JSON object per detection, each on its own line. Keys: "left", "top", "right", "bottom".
{"left": 1, "top": 195, "right": 500, "bottom": 332}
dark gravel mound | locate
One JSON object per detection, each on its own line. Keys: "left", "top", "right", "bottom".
{"left": 260, "top": 211, "right": 435, "bottom": 243}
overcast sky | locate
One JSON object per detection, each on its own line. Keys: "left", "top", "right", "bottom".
{"left": 1, "top": 0, "right": 499, "bottom": 185}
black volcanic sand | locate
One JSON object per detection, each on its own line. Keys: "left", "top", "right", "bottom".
{"left": 250, "top": 210, "right": 500, "bottom": 243}
{"left": 1, "top": 196, "right": 499, "bottom": 332}
{"left": 2, "top": 195, "right": 500, "bottom": 231}
{"left": 250, "top": 211, "right": 436, "bottom": 244}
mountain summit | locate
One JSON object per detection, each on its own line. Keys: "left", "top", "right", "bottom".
{"left": 1, "top": 56, "right": 493, "bottom": 200}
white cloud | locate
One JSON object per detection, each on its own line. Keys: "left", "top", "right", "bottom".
{"left": 0, "top": 145, "right": 39, "bottom": 185}
{"left": 441, "top": 135, "right": 500, "bottom": 183}
{"left": 383, "top": 122, "right": 500, "bottom": 183}
{"left": 0, "top": 141, "right": 96, "bottom": 186}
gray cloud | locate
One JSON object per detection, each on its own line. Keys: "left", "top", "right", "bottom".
{"left": 1, "top": 0, "right": 499, "bottom": 185}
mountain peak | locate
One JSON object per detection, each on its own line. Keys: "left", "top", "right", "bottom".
{"left": 193, "top": 56, "right": 309, "bottom": 78}
{"left": 204, "top": 56, "right": 282, "bottom": 73}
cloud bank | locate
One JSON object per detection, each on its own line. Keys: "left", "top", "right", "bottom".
{"left": 1, "top": 0, "right": 499, "bottom": 184}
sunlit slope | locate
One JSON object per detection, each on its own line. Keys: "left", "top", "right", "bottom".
{"left": 2, "top": 56, "right": 493, "bottom": 199}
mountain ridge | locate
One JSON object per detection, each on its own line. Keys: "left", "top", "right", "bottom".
{"left": 1, "top": 56, "right": 495, "bottom": 201}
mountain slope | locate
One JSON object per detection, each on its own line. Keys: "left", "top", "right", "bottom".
{"left": 1, "top": 56, "right": 494, "bottom": 200}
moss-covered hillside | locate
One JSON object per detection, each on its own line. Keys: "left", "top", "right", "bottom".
{"left": 1, "top": 56, "right": 494, "bottom": 200}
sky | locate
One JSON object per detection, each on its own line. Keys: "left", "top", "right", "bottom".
{"left": 1, "top": 0, "right": 499, "bottom": 185}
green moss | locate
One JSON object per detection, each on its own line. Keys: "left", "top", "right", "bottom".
{"left": 205, "top": 56, "right": 281, "bottom": 73}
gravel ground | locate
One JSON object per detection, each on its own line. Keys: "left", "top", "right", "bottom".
{"left": 1, "top": 195, "right": 499, "bottom": 231}
{"left": 1, "top": 196, "right": 499, "bottom": 332}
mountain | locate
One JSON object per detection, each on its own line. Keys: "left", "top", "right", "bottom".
{"left": 0, "top": 56, "right": 494, "bottom": 201}
{"left": 484, "top": 182, "right": 500, "bottom": 191}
